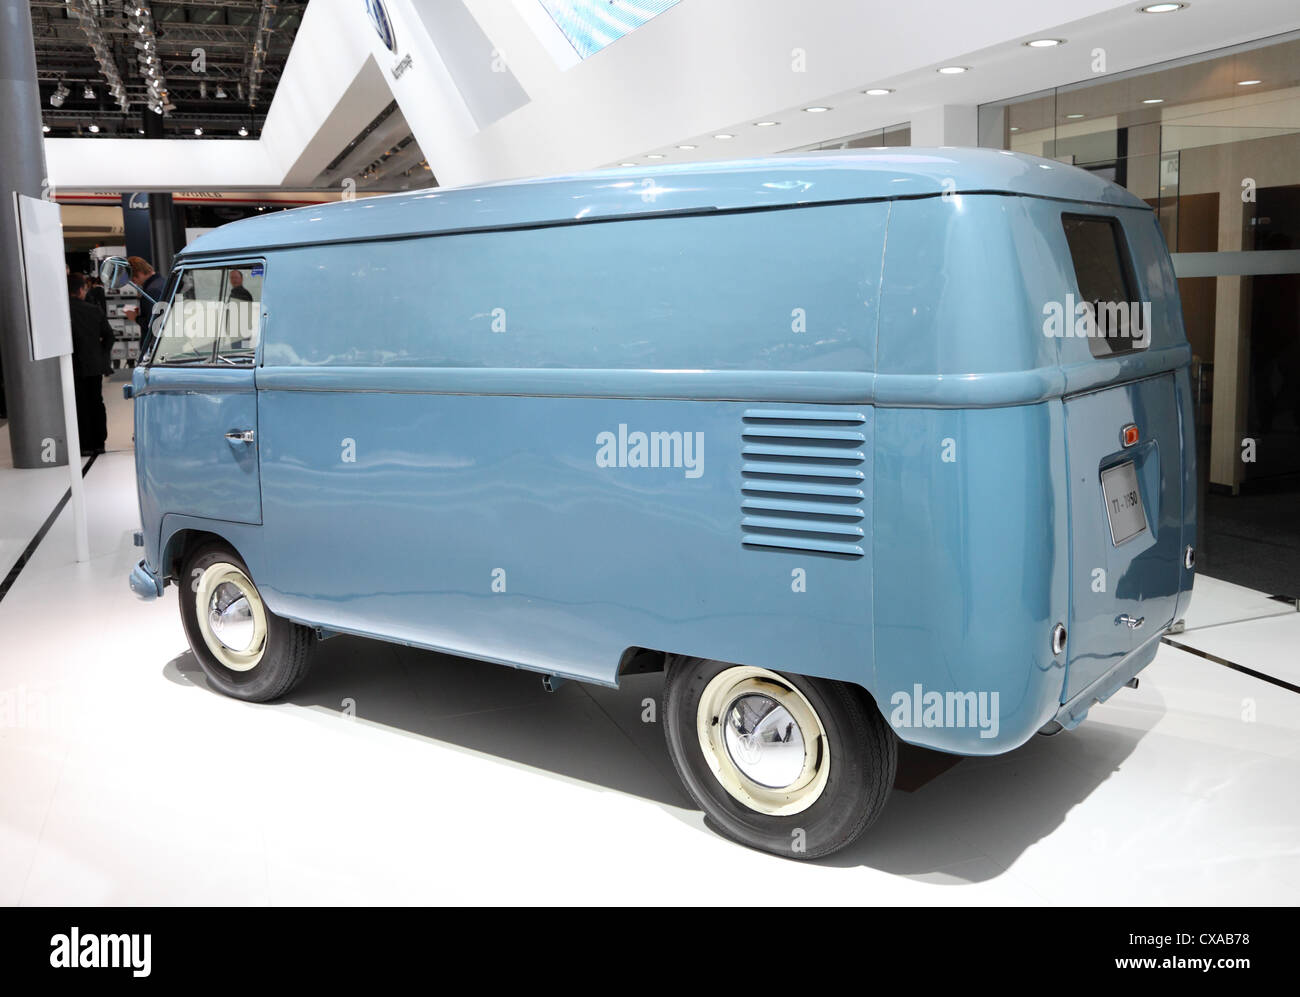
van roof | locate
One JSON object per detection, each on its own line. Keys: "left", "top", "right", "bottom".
{"left": 180, "top": 148, "right": 1151, "bottom": 259}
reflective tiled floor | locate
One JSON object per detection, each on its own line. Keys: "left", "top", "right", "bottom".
{"left": 0, "top": 410, "right": 1297, "bottom": 904}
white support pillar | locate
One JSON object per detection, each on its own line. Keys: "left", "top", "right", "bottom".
{"left": 910, "top": 105, "right": 979, "bottom": 148}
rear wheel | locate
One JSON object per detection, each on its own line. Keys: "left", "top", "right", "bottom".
{"left": 663, "top": 657, "right": 895, "bottom": 859}
{"left": 179, "top": 542, "right": 315, "bottom": 703}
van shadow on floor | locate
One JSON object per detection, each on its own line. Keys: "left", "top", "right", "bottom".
{"left": 163, "top": 634, "right": 1152, "bottom": 879}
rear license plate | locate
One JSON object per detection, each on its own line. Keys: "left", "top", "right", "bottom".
{"left": 1101, "top": 461, "right": 1147, "bottom": 545}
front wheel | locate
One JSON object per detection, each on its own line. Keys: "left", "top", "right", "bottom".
{"left": 179, "top": 542, "right": 316, "bottom": 703}
{"left": 663, "top": 657, "right": 896, "bottom": 859}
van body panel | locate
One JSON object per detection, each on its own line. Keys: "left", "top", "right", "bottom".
{"left": 259, "top": 202, "right": 888, "bottom": 372}
{"left": 256, "top": 390, "right": 875, "bottom": 688}
{"left": 872, "top": 402, "right": 1071, "bottom": 754}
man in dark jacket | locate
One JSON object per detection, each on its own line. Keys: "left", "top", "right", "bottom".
{"left": 68, "top": 273, "right": 115, "bottom": 455}
{"left": 122, "top": 256, "right": 166, "bottom": 340}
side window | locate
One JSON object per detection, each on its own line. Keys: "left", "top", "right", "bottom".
{"left": 1061, "top": 215, "right": 1145, "bottom": 358}
{"left": 216, "top": 264, "right": 263, "bottom": 362}
{"left": 149, "top": 263, "right": 263, "bottom": 365}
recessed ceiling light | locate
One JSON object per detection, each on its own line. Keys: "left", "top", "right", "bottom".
{"left": 1025, "top": 38, "right": 1064, "bottom": 47}
{"left": 618, "top": 162, "right": 635, "bottom": 167}
{"left": 646, "top": 153, "right": 664, "bottom": 159}
{"left": 937, "top": 66, "right": 969, "bottom": 74}
{"left": 1140, "top": 3, "right": 1185, "bottom": 12}
{"left": 1065, "top": 113, "right": 1085, "bottom": 119}
{"left": 863, "top": 88, "right": 894, "bottom": 96}
{"left": 755, "top": 120, "right": 779, "bottom": 127}
{"left": 1237, "top": 79, "right": 1262, "bottom": 86}
{"left": 676, "top": 144, "right": 696, "bottom": 150}
{"left": 1009, "top": 126, "right": 1019, "bottom": 132}
{"left": 802, "top": 106, "right": 831, "bottom": 113}
{"left": 714, "top": 133, "right": 734, "bottom": 140}
{"left": 1142, "top": 98, "right": 1164, "bottom": 104}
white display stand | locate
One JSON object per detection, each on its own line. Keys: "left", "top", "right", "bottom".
{"left": 13, "top": 192, "right": 89, "bottom": 563}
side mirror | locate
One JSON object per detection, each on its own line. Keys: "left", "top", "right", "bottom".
{"left": 99, "top": 256, "right": 132, "bottom": 290}
{"left": 99, "top": 255, "right": 158, "bottom": 304}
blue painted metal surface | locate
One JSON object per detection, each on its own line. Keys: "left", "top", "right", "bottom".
{"left": 130, "top": 151, "right": 1195, "bottom": 756}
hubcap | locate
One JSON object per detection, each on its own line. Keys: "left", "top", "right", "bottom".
{"left": 696, "top": 666, "right": 830, "bottom": 816}
{"left": 723, "top": 694, "right": 806, "bottom": 788}
{"left": 194, "top": 562, "right": 268, "bottom": 672}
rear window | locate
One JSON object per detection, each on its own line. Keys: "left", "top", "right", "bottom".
{"left": 1061, "top": 215, "right": 1145, "bottom": 357}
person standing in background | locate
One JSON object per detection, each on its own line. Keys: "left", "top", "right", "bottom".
{"left": 121, "top": 256, "right": 167, "bottom": 339}
{"left": 84, "top": 273, "right": 107, "bottom": 314}
{"left": 67, "top": 273, "right": 115, "bottom": 455}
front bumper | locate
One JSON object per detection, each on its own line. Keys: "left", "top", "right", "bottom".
{"left": 128, "top": 559, "right": 164, "bottom": 601}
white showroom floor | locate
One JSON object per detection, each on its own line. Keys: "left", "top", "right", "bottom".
{"left": 1, "top": 389, "right": 1298, "bottom": 904}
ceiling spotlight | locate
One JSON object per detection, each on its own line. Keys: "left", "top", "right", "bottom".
{"left": 1237, "top": 79, "right": 1262, "bottom": 86}
{"left": 1140, "top": 3, "right": 1185, "bottom": 12}
{"left": 863, "top": 88, "right": 894, "bottom": 96}
{"left": 239, "top": 126, "right": 249, "bottom": 137}
{"left": 802, "top": 106, "right": 831, "bottom": 113}
{"left": 676, "top": 144, "right": 696, "bottom": 150}
{"left": 49, "top": 82, "right": 69, "bottom": 108}
{"left": 1142, "top": 98, "right": 1164, "bottom": 104}
{"left": 138, "top": 128, "right": 145, "bottom": 134}
{"left": 42, "top": 124, "right": 50, "bottom": 133}
{"left": 88, "top": 123, "right": 100, "bottom": 133}
{"left": 216, "top": 85, "right": 227, "bottom": 99}
{"left": 199, "top": 81, "right": 207, "bottom": 99}
{"left": 937, "top": 66, "right": 969, "bottom": 74}
{"left": 713, "top": 133, "right": 734, "bottom": 140}
{"left": 1009, "top": 126, "right": 1020, "bottom": 132}
{"left": 83, "top": 84, "right": 95, "bottom": 99}
{"left": 194, "top": 127, "right": 203, "bottom": 136}
{"left": 1025, "top": 38, "right": 1064, "bottom": 47}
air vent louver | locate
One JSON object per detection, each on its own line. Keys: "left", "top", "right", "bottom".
{"left": 740, "top": 409, "right": 868, "bottom": 557}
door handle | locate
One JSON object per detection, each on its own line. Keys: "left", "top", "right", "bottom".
{"left": 224, "top": 430, "right": 256, "bottom": 444}
{"left": 1116, "top": 614, "right": 1145, "bottom": 630}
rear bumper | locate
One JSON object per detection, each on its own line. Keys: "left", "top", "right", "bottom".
{"left": 1051, "top": 624, "right": 1168, "bottom": 731}
{"left": 128, "top": 559, "right": 164, "bottom": 601}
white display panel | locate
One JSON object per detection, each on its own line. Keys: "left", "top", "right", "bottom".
{"left": 14, "top": 193, "right": 72, "bottom": 362}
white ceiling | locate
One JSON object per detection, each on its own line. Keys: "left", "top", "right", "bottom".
{"left": 43, "top": 0, "right": 1300, "bottom": 192}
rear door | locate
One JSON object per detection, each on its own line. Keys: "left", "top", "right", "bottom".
{"left": 135, "top": 262, "right": 266, "bottom": 533}
{"left": 1059, "top": 215, "right": 1183, "bottom": 700}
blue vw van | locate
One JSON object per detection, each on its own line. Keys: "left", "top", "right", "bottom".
{"left": 114, "top": 148, "right": 1195, "bottom": 859}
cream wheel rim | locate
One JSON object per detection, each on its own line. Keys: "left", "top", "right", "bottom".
{"left": 195, "top": 562, "right": 268, "bottom": 672}
{"left": 695, "top": 665, "right": 830, "bottom": 816}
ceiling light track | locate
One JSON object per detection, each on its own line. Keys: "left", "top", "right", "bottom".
{"left": 64, "top": 0, "right": 129, "bottom": 113}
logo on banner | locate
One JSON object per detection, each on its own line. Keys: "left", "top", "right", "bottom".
{"left": 365, "top": 0, "right": 397, "bottom": 52}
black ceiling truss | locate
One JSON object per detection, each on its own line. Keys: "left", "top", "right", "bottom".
{"left": 31, "top": 0, "right": 308, "bottom": 139}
